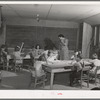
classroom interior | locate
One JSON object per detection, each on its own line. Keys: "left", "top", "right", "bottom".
{"left": 0, "top": 3, "right": 100, "bottom": 90}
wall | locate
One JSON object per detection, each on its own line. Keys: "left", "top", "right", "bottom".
{"left": 5, "top": 18, "right": 79, "bottom": 50}
{"left": 76, "top": 23, "right": 83, "bottom": 51}
{"left": 5, "top": 18, "right": 79, "bottom": 28}
{"left": 6, "top": 25, "right": 78, "bottom": 50}
{"left": 0, "top": 7, "right": 6, "bottom": 46}
{"left": 82, "top": 22, "right": 92, "bottom": 58}
{"left": 0, "top": 22, "right": 6, "bottom": 46}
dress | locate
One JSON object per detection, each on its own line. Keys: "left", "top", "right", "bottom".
{"left": 59, "top": 38, "right": 69, "bottom": 60}
{"left": 13, "top": 51, "right": 23, "bottom": 64}
{"left": 90, "top": 59, "right": 100, "bottom": 75}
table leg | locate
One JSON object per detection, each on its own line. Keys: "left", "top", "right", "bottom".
{"left": 50, "top": 72, "right": 54, "bottom": 89}
{"left": 6, "top": 61, "right": 9, "bottom": 71}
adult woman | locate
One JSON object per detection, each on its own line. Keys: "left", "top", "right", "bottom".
{"left": 58, "top": 34, "right": 69, "bottom": 60}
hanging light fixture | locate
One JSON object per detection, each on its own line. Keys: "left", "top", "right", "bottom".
{"left": 36, "top": 14, "right": 40, "bottom": 22}
{"left": 34, "top": 4, "right": 40, "bottom": 22}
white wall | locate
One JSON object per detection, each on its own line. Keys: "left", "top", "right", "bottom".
{"left": 5, "top": 18, "right": 79, "bottom": 28}
{"left": 82, "top": 22, "right": 92, "bottom": 58}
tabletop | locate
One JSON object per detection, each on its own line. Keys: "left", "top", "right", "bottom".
{"left": 42, "top": 60, "right": 92, "bottom": 69}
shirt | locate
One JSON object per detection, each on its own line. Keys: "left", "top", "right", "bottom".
{"left": 73, "top": 60, "right": 83, "bottom": 72}
{"left": 90, "top": 59, "right": 100, "bottom": 74}
{"left": 13, "top": 51, "right": 22, "bottom": 63}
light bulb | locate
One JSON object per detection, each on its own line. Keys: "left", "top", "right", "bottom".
{"left": 37, "top": 14, "right": 39, "bottom": 17}
{"left": 37, "top": 17, "right": 40, "bottom": 22}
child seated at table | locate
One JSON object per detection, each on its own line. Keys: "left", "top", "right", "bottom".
{"left": 32, "top": 49, "right": 58, "bottom": 77}
{"left": 89, "top": 53, "right": 100, "bottom": 75}
{"left": 30, "top": 45, "right": 44, "bottom": 60}
{"left": 12, "top": 46, "right": 23, "bottom": 64}
{"left": 71, "top": 51, "right": 82, "bottom": 60}
{"left": 70, "top": 54, "right": 83, "bottom": 86}
{"left": 46, "top": 50, "right": 58, "bottom": 62}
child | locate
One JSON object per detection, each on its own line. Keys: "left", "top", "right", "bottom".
{"left": 70, "top": 54, "right": 83, "bottom": 86}
{"left": 12, "top": 46, "right": 23, "bottom": 64}
{"left": 0, "top": 44, "right": 8, "bottom": 69}
{"left": 71, "top": 51, "right": 82, "bottom": 60}
{"left": 89, "top": 53, "right": 100, "bottom": 75}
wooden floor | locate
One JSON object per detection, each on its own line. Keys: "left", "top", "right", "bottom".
{"left": 0, "top": 70, "right": 99, "bottom": 90}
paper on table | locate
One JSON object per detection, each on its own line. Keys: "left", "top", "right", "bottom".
{"left": 46, "top": 60, "right": 75, "bottom": 68}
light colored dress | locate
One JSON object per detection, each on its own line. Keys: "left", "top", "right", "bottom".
{"left": 13, "top": 51, "right": 23, "bottom": 63}
{"left": 90, "top": 59, "right": 100, "bottom": 75}
{"left": 34, "top": 61, "right": 45, "bottom": 77}
{"left": 59, "top": 38, "right": 69, "bottom": 60}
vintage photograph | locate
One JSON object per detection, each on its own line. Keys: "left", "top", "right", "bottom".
{"left": 0, "top": 2, "right": 100, "bottom": 91}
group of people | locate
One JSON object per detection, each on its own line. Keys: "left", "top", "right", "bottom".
{"left": 69, "top": 51, "right": 100, "bottom": 86}
{"left": 58, "top": 34, "right": 100, "bottom": 86}
{"left": 1, "top": 34, "right": 100, "bottom": 87}
{"left": 0, "top": 34, "right": 69, "bottom": 68}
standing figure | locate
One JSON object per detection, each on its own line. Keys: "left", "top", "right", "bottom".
{"left": 0, "top": 44, "right": 8, "bottom": 69}
{"left": 58, "top": 34, "right": 69, "bottom": 60}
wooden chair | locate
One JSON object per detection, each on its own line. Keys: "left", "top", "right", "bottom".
{"left": 80, "top": 65, "right": 90, "bottom": 88}
{"left": 94, "top": 66, "right": 100, "bottom": 85}
{"left": 23, "top": 59, "right": 33, "bottom": 70}
{"left": 29, "top": 69, "right": 46, "bottom": 89}
{"left": 15, "top": 59, "right": 23, "bottom": 72}
{"left": 13, "top": 56, "right": 23, "bottom": 72}
{"left": 29, "top": 61, "right": 47, "bottom": 89}
{"left": 76, "top": 62, "right": 90, "bottom": 88}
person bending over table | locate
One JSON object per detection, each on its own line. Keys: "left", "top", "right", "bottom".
{"left": 70, "top": 54, "right": 83, "bottom": 86}
{"left": 33, "top": 50, "right": 59, "bottom": 77}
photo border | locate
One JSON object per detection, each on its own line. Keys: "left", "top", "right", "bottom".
{"left": 0, "top": 1, "right": 100, "bottom": 99}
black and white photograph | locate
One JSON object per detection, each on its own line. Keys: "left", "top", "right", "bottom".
{"left": 0, "top": 2, "right": 100, "bottom": 93}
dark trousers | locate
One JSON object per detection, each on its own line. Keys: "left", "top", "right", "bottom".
{"left": 70, "top": 70, "right": 81, "bottom": 86}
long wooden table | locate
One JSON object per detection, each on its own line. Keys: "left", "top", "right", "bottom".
{"left": 42, "top": 60, "right": 91, "bottom": 89}
{"left": 42, "top": 60, "right": 75, "bottom": 89}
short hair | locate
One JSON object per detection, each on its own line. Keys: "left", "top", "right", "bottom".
{"left": 77, "top": 54, "right": 82, "bottom": 59}
{"left": 14, "top": 46, "right": 20, "bottom": 51}
{"left": 1, "top": 44, "right": 6, "bottom": 49}
{"left": 0, "top": 44, "right": 8, "bottom": 52}
{"left": 58, "top": 34, "right": 64, "bottom": 38}
{"left": 92, "top": 53, "right": 98, "bottom": 59}
{"left": 35, "top": 44, "right": 41, "bottom": 49}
